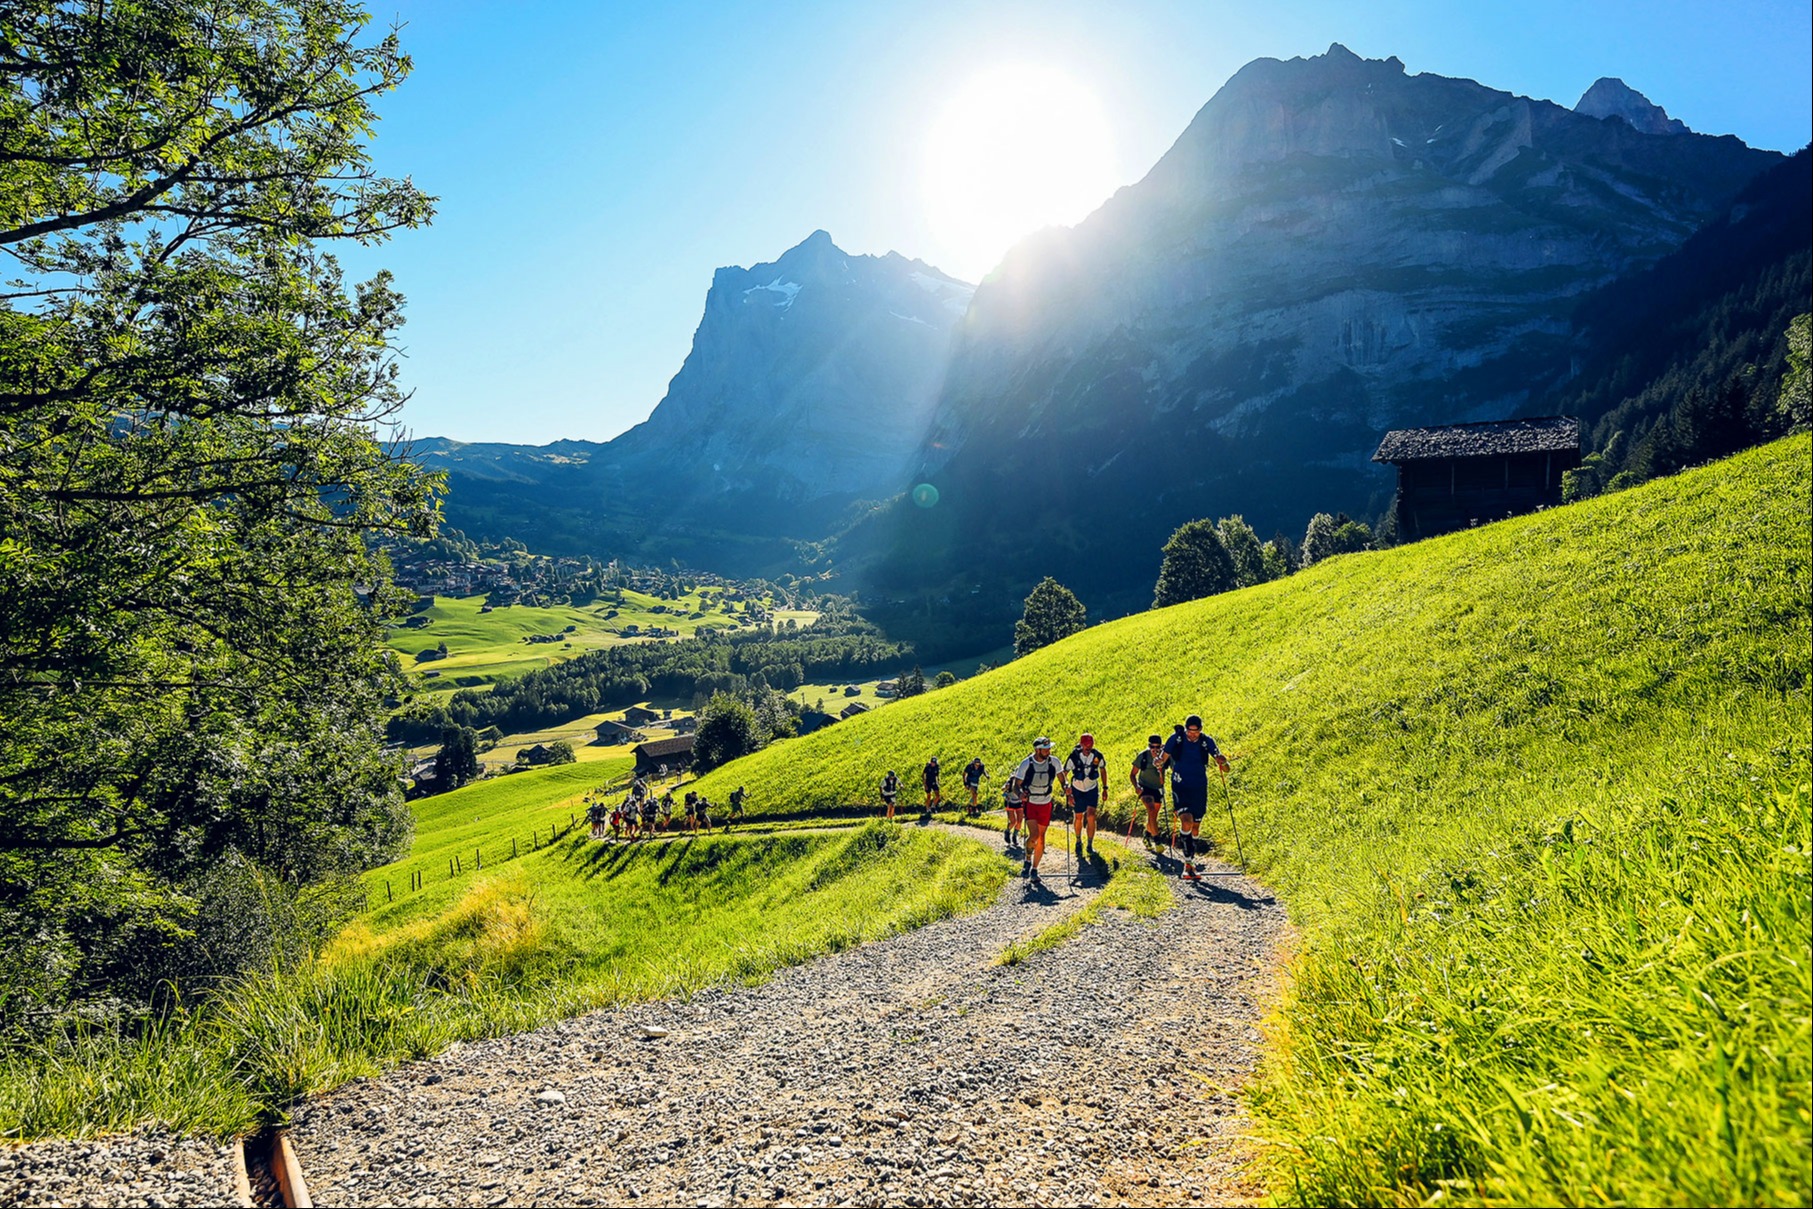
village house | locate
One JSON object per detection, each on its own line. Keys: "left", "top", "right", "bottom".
{"left": 840, "top": 701, "right": 870, "bottom": 719}
{"left": 632, "top": 734, "right": 695, "bottom": 777}
{"left": 593, "top": 719, "right": 638, "bottom": 745}
{"left": 1373, "top": 416, "right": 1581, "bottom": 541}
{"left": 623, "top": 705, "right": 661, "bottom": 727}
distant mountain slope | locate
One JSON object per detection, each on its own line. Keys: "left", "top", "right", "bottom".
{"left": 412, "top": 233, "right": 972, "bottom": 568}
{"left": 861, "top": 44, "right": 1782, "bottom": 646}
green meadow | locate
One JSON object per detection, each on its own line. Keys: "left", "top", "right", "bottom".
{"left": 388, "top": 589, "right": 818, "bottom": 700}
{"left": 684, "top": 436, "right": 1811, "bottom": 1205}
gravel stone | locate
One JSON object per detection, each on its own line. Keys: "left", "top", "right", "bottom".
{"left": 0, "top": 1129, "right": 239, "bottom": 1208}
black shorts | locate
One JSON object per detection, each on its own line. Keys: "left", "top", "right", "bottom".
{"left": 1070, "top": 786, "right": 1099, "bottom": 812}
{"left": 882, "top": 794, "right": 897, "bottom": 805}
{"left": 1171, "top": 782, "right": 1208, "bottom": 818}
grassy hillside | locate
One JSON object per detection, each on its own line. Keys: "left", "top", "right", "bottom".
{"left": 688, "top": 436, "right": 1812, "bottom": 1205}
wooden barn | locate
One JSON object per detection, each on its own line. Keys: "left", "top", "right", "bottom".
{"left": 632, "top": 734, "right": 695, "bottom": 777}
{"left": 1373, "top": 416, "right": 1581, "bottom": 540}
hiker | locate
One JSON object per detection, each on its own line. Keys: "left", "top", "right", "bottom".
{"left": 696, "top": 796, "right": 713, "bottom": 832}
{"left": 728, "top": 785, "right": 747, "bottom": 829}
{"left": 1130, "top": 735, "right": 1167, "bottom": 848}
{"left": 962, "top": 757, "right": 987, "bottom": 816}
{"left": 1064, "top": 733, "right": 1107, "bottom": 859}
{"left": 682, "top": 791, "right": 698, "bottom": 832}
{"left": 658, "top": 792, "right": 674, "bottom": 832}
{"left": 1008, "top": 737, "right": 1067, "bottom": 881}
{"left": 922, "top": 756, "right": 942, "bottom": 817}
{"left": 587, "top": 796, "right": 608, "bottom": 840}
{"left": 880, "top": 769, "right": 901, "bottom": 820}
{"left": 632, "top": 773, "right": 650, "bottom": 802}
{"left": 1001, "top": 778, "right": 1024, "bottom": 849}
{"left": 639, "top": 795, "right": 657, "bottom": 838}
{"left": 1163, "top": 714, "right": 1229, "bottom": 880}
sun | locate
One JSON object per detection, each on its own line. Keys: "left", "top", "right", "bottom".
{"left": 922, "top": 64, "right": 1118, "bottom": 282}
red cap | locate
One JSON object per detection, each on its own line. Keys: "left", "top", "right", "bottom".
{"left": 1079, "top": 733, "right": 1094, "bottom": 746}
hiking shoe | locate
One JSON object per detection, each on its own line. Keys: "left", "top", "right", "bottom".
{"left": 1182, "top": 862, "right": 1200, "bottom": 881}
{"left": 1004, "top": 825, "right": 1013, "bottom": 844}
{"left": 1087, "top": 842, "right": 1097, "bottom": 858}
{"left": 1021, "top": 861, "right": 1032, "bottom": 879}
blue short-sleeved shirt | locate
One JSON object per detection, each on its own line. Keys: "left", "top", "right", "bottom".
{"left": 1163, "top": 730, "right": 1223, "bottom": 787}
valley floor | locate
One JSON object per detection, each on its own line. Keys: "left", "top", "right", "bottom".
{"left": 289, "top": 824, "right": 1287, "bottom": 1208}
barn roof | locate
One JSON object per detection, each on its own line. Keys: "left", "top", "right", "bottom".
{"left": 633, "top": 735, "right": 695, "bottom": 759}
{"left": 1373, "top": 416, "right": 1580, "bottom": 463}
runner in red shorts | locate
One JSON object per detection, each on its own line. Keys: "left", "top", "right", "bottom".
{"left": 1007, "top": 737, "right": 1067, "bottom": 882}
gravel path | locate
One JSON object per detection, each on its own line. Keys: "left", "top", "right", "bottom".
{"left": 290, "top": 823, "right": 1290, "bottom": 1207}
{"left": 0, "top": 1130, "right": 240, "bottom": 1208}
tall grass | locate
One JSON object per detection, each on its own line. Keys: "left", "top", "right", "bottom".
{"left": 683, "top": 436, "right": 1812, "bottom": 1205}
{"left": 0, "top": 825, "right": 1008, "bottom": 1138}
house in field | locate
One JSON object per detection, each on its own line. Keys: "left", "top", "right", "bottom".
{"left": 623, "top": 705, "right": 661, "bottom": 727}
{"left": 632, "top": 734, "right": 695, "bottom": 777}
{"left": 1373, "top": 416, "right": 1581, "bottom": 541}
{"left": 796, "top": 709, "right": 837, "bottom": 735}
{"left": 669, "top": 715, "right": 698, "bottom": 734}
{"left": 593, "top": 719, "right": 637, "bottom": 745}
{"left": 840, "top": 701, "right": 870, "bottom": 720}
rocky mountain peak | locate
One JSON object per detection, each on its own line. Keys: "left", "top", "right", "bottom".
{"left": 1575, "top": 77, "right": 1689, "bottom": 135}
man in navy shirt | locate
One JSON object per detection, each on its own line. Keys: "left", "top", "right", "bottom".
{"left": 1162, "top": 714, "right": 1228, "bottom": 880}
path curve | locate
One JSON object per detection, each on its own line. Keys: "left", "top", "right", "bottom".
{"left": 290, "top": 822, "right": 1290, "bottom": 1207}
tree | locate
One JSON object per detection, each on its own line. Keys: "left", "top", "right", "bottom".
{"left": 0, "top": 1, "right": 435, "bottom": 1020}
{"left": 1780, "top": 313, "right": 1811, "bottom": 430}
{"left": 1216, "top": 515, "right": 1268, "bottom": 588}
{"left": 1153, "top": 520, "right": 1237, "bottom": 607}
{"left": 546, "top": 740, "right": 577, "bottom": 766}
{"left": 1302, "top": 513, "right": 1339, "bottom": 566}
{"left": 436, "top": 727, "right": 480, "bottom": 790}
{"left": 1014, "top": 578, "right": 1087, "bottom": 656}
{"left": 695, "top": 692, "right": 762, "bottom": 771}
{"left": 898, "top": 666, "right": 928, "bottom": 697}
{"left": 933, "top": 670, "right": 959, "bottom": 689}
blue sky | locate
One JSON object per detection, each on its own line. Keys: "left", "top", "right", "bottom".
{"left": 342, "top": 0, "right": 1813, "bottom": 445}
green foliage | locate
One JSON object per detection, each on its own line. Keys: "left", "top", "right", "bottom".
{"left": 545, "top": 740, "right": 577, "bottom": 765}
{"left": 1781, "top": 312, "right": 1811, "bottom": 429}
{"left": 1013, "top": 577, "right": 1087, "bottom": 658}
{"left": 1303, "top": 511, "right": 1372, "bottom": 565}
{"left": 0, "top": 0, "right": 436, "bottom": 1025}
{"left": 683, "top": 438, "right": 1811, "bottom": 1205}
{"left": 695, "top": 692, "right": 762, "bottom": 771}
{"left": 933, "top": 670, "right": 959, "bottom": 689}
{"left": 1153, "top": 518, "right": 1237, "bottom": 606}
{"left": 1216, "top": 515, "right": 1268, "bottom": 588}
{"left": 434, "top": 727, "right": 479, "bottom": 790}
{"left": 898, "top": 666, "right": 928, "bottom": 697}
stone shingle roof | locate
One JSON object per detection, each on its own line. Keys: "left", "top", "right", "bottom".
{"left": 1373, "top": 416, "right": 1580, "bottom": 463}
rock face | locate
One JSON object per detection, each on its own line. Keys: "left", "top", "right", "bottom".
{"left": 414, "top": 233, "right": 971, "bottom": 567}
{"left": 873, "top": 44, "right": 1778, "bottom": 622}
{"left": 1574, "top": 77, "right": 1689, "bottom": 136}
{"left": 603, "top": 231, "right": 973, "bottom": 503}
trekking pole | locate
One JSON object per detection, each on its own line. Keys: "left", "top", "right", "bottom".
{"left": 1219, "top": 767, "right": 1245, "bottom": 863}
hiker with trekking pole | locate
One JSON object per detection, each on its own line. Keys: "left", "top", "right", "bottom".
{"left": 1064, "top": 733, "right": 1107, "bottom": 861}
{"left": 1130, "top": 735, "right": 1168, "bottom": 850}
{"left": 1008, "top": 737, "right": 1067, "bottom": 883}
{"left": 1163, "top": 714, "right": 1229, "bottom": 881}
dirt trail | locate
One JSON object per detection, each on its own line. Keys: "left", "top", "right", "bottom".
{"left": 291, "top": 823, "right": 1289, "bottom": 1207}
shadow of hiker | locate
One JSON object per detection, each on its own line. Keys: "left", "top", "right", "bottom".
{"left": 1186, "top": 878, "right": 1276, "bottom": 910}
{"left": 1018, "top": 876, "right": 1065, "bottom": 905}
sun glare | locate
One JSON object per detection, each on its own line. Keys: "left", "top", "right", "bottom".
{"left": 923, "top": 64, "right": 1117, "bottom": 282}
